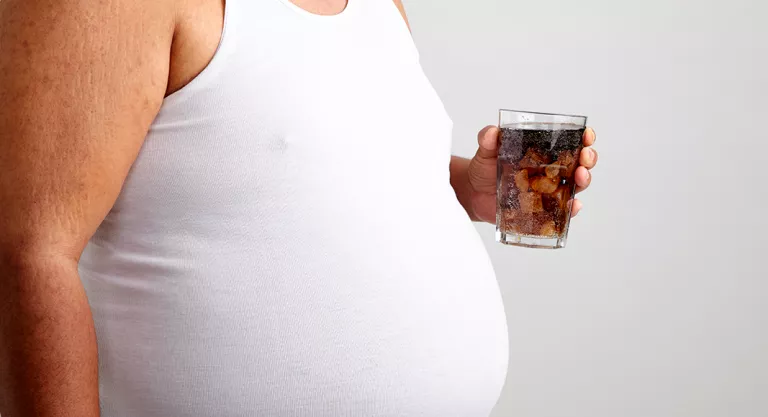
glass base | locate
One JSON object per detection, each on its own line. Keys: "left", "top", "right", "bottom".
{"left": 496, "top": 231, "right": 567, "bottom": 249}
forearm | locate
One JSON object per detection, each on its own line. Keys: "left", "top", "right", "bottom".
{"left": 0, "top": 252, "right": 99, "bottom": 417}
{"left": 450, "top": 156, "right": 480, "bottom": 221}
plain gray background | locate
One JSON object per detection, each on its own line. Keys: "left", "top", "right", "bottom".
{"left": 403, "top": 0, "right": 767, "bottom": 416}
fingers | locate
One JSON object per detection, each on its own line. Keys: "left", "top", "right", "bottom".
{"left": 574, "top": 166, "right": 591, "bottom": 194}
{"left": 475, "top": 125, "right": 500, "bottom": 161}
{"left": 571, "top": 198, "right": 583, "bottom": 217}
{"left": 579, "top": 147, "right": 598, "bottom": 169}
{"left": 583, "top": 127, "right": 596, "bottom": 147}
{"left": 468, "top": 126, "right": 501, "bottom": 195}
{"left": 572, "top": 128, "right": 595, "bottom": 215}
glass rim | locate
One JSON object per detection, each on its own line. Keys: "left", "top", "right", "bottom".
{"left": 499, "top": 108, "right": 588, "bottom": 121}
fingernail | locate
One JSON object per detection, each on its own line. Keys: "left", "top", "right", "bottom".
{"left": 589, "top": 148, "right": 596, "bottom": 162}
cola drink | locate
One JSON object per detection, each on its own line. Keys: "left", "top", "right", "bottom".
{"left": 497, "top": 122, "right": 584, "bottom": 248}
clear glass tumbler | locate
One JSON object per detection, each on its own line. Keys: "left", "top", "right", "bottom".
{"left": 497, "top": 109, "right": 587, "bottom": 249}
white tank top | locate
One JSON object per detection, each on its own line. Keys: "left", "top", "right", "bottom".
{"left": 79, "top": 1, "right": 508, "bottom": 415}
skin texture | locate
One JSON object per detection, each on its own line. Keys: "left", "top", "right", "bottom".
{"left": 167, "top": 0, "right": 225, "bottom": 95}
{"left": 0, "top": 0, "right": 596, "bottom": 414}
{"left": 0, "top": 0, "right": 219, "bottom": 415}
{"left": 291, "top": 0, "right": 350, "bottom": 15}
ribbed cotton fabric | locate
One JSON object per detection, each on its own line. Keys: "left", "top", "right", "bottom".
{"left": 79, "top": 0, "right": 508, "bottom": 415}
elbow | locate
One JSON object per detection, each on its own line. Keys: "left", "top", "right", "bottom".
{"left": 0, "top": 241, "right": 80, "bottom": 289}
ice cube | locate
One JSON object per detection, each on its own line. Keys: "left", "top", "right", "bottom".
{"left": 519, "top": 148, "right": 550, "bottom": 169}
{"left": 549, "top": 185, "right": 573, "bottom": 234}
{"left": 541, "top": 194, "right": 558, "bottom": 213}
{"left": 518, "top": 192, "right": 543, "bottom": 214}
{"left": 557, "top": 150, "right": 578, "bottom": 178}
{"left": 551, "top": 185, "right": 571, "bottom": 212}
{"left": 530, "top": 176, "right": 559, "bottom": 194}
{"left": 514, "top": 169, "right": 530, "bottom": 191}
{"left": 544, "top": 163, "right": 563, "bottom": 179}
{"left": 539, "top": 220, "right": 558, "bottom": 237}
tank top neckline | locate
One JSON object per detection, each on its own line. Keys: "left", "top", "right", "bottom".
{"left": 273, "top": 0, "right": 355, "bottom": 20}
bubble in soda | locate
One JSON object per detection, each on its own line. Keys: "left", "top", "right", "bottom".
{"left": 497, "top": 123, "right": 583, "bottom": 239}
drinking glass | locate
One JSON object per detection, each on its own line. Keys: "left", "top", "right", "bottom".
{"left": 497, "top": 109, "right": 587, "bottom": 249}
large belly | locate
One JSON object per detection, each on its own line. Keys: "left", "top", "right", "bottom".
{"left": 80, "top": 182, "right": 508, "bottom": 416}
{"left": 81, "top": 33, "right": 508, "bottom": 411}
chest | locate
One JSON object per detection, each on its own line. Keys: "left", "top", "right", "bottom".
{"left": 128, "top": 0, "right": 453, "bottom": 213}
{"left": 288, "top": 0, "right": 349, "bottom": 15}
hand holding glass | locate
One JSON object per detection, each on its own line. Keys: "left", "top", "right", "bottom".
{"left": 496, "top": 109, "right": 587, "bottom": 249}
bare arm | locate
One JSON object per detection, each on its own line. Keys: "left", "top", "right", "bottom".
{"left": 0, "top": 0, "right": 175, "bottom": 414}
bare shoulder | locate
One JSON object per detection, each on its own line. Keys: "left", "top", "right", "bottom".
{"left": 0, "top": 0, "right": 177, "bottom": 118}
{"left": 0, "top": 0, "right": 177, "bottom": 256}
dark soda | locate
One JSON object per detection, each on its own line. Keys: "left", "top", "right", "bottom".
{"left": 497, "top": 124, "right": 584, "bottom": 240}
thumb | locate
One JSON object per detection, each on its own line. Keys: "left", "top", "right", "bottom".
{"left": 475, "top": 125, "right": 500, "bottom": 161}
{"left": 468, "top": 126, "right": 500, "bottom": 194}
